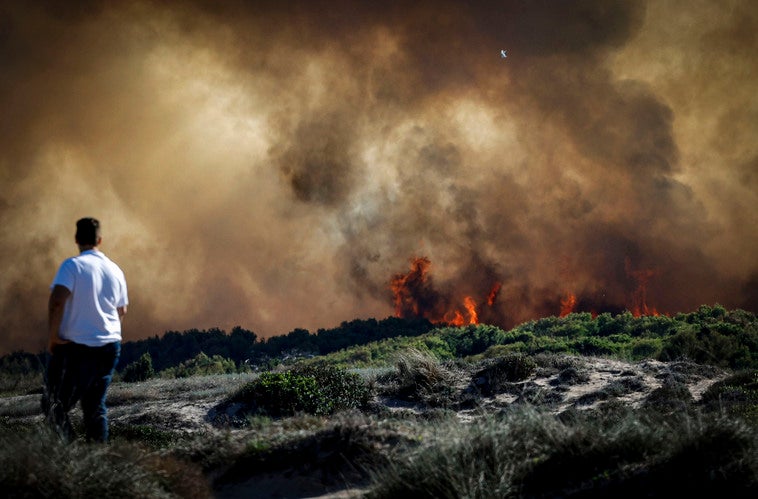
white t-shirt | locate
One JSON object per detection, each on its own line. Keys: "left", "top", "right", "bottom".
{"left": 51, "top": 249, "right": 128, "bottom": 347}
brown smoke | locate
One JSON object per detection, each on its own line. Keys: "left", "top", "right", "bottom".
{"left": 0, "top": 0, "right": 756, "bottom": 354}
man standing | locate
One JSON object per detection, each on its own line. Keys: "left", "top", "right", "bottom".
{"left": 43, "top": 217, "right": 128, "bottom": 443}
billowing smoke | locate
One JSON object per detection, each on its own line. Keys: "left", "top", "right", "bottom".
{"left": 0, "top": 0, "right": 756, "bottom": 354}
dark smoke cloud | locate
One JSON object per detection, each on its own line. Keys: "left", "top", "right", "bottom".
{"left": 272, "top": 109, "right": 359, "bottom": 206}
{"left": 0, "top": 0, "right": 755, "bottom": 354}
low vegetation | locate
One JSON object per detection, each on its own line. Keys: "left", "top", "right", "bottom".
{"left": 0, "top": 426, "right": 211, "bottom": 498}
{"left": 366, "top": 408, "right": 757, "bottom": 499}
{"left": 213, "top": 363, "right": 371, "bottom": 422}
{"left": 0, "top": 305, "right": 755, "bottom": 497}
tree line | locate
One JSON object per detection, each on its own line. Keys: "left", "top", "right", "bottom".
{"left": 1, "top": 305, "right": 754, "bottom": 380}
{"left": 115, "top": 316, "right": 434, "bottom": 373}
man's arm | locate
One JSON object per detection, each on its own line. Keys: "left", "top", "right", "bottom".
{"left": 117, "top": 305, "right": 127, "bottom": 321}
{"left": 48, "top": 285, "right": 71, "bottom": 353}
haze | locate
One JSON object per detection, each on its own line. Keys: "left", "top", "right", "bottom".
{"left": 1, "top": 0, "right": 756, "bottom": 355}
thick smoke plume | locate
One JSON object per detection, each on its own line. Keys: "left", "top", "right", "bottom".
{"left": 0, "top": 0, "right": 756, "bottom": 354}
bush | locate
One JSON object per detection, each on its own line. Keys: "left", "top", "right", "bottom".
{"left": 643, "top": 376, "right": 694, "bottom": 415}
{"left": 660, "top": 307, "right": 757, "bottom": 369}
{"left": 550, "top": 366, "right": 591, "bottom": 387}
{"left": 225, "top": 365, "right": 371, "bottom": 419}
{"left": 310, "top": 334, "right": 454, "bottom": 369}
{"left": 569, "top": 336, "right": 621, "bottom": 356}
{"left": 438, "top": 324, "right": 508, "bottom": 357}
{"left": 292, "top": 363, "right": 372, "bottom": 413}
{"left": 629, "top": 338, "right": 663, "bottom": 360}
{"left": 233, "top": 371, "right": 323, "bottom": 417}
{"left": 700, "top": 370, "right": 758, "bottom": 422}
{"left": 0, "top": 426, "right": 210, "bottom": 498}
{"left": 471, "top": 354, "right": 537, "bottom": 396}
{"left": 0, "top": 351, "right": 45, "bottom": 395}
{"left": 388, "top": 349, "right": 454, "bottom": 403}
{"left": 121, "top": 352, "right": 155, "bottom": 383}
{"left": 162, "top": 352, "right": 239, "bottom": 378}
{"left": 374, "top": 349, "right": 466, "bottom": 408}
{"left": 367, "top": 409, "right": 758, "bottom": 499}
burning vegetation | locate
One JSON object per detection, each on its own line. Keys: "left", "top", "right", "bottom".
{"left": 392, "top": 255, "right": 667, "bottom": 326}
{"left": 0, "top": 0, "right": 754, "bottom": 356}
{"left": 390, "top": 257, "right": 499, "bottom": 327}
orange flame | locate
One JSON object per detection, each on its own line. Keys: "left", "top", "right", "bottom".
{"left": 487, "top": 282, "right": 502, "bottom": 306}
{"left": 390, "top": 256, "right": 431, "bottom": 318}
{"left": 560, "top": 292, "right": 577, "bottom": 317}
{"left": 625, "top": 257, "right": 660, "bottom": 317}
{"left": 445, "top": 310, "right": 465, "bottom": 327}
{"left": 464, "top": 296, "right": 478, "bottom": 324}
{"left": 442, "top": 297, "right": 478, "bottom": 326}
{"left": 390, "top": 256, "right": 481, "bottom": 326}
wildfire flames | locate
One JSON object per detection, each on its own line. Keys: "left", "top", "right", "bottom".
{"left": 487, "top": 282, "right": 502, "bottom": 307}
{"left": 626, "top": 258, "right": 661, "bottom": 317}
{"left": 391, "top": 256, "right": 434, "bottom": 319}
{"left": 560, "top": 293, "right": 578, "bottom": 317}
{"left": 391, "top": 257, "right": 499, "bottom": 326}
{"left": 392, "top": 256, "right": 664, "bottom": 326}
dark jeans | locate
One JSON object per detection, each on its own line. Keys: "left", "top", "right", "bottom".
{"left": 42, "top": 341, "right": 120, "bottom": 443}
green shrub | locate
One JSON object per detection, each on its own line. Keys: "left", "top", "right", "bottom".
{"left": 660, "top": 306, "right": 757, "bottom": 369}
{"left": 292, "top": 363, "right": 372, "bottom": 413}
{"left": 121, "top": 352, "right": 155, "bottom": 383}
{"left": 419, "top": 335, "right": 456, "bottom": 360}
{"left": 438, "top": 324, "right": 508, "bottom": 357}
{"left": 629, "top": 338, "right": 663, "bottom": 360}
{"left": 700, "top": 369, "right": 758, "bottom": 422}
{"left": 311, "top": 334, "right": 454, "bottom": 369}
{"left": 569, "top": 336, "right": 621, "bottom": 356}
{"left": 226, "top": 365, "right": 371, "bottom": 418}
{"left": 480, "top": 343, "right": 528, "bottom": 358}
{"left": 233, "top": 371, "right": 323, "bottom": 417}
{"left": 162, "top": 352, "right": 239, "bottom": 378}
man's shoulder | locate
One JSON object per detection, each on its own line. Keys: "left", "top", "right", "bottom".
{"left": 58, "top": 255, "right": 81, "bottom": 270}
{"left": 69, "top": 251, "right": 117, "bottom": 270}
{"left": 96, "top": 253, "right": 126, "bottom": 279}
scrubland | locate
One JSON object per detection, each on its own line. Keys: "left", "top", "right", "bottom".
{"left": 1, "top": 305, "right": 756, "bottom": 498}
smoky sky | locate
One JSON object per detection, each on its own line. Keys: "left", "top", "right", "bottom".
{"left": 0, "top": 0, "right": 756, "bottom": 354}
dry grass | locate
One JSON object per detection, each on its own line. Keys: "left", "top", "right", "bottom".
{"left": 0, "top": 425, "right": 212, "bottom": 498}
{"left": 0, "top": 352, "right": 752, "bottom": 498}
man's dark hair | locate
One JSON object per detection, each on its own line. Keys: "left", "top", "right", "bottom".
{"left": 75, "top": 217, "right": 101, "bottom": 246}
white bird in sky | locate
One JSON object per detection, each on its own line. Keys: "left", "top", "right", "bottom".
{"left": 500, "top": 49, "right": 507, "bottom": 58}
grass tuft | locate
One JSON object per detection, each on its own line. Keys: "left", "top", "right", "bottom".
{"left": 0, "top": 424, "right": 211, "bottom": 498}
{"left": 366, "top": 408, "right": 758, "bottom": 498}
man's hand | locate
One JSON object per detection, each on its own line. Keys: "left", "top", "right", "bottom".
{"left": 48, "top": 285, "right": 71, "bottom": 354}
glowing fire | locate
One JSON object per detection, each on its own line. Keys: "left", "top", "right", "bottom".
{"left": 391, "top": 255, "right": 670, "bottom": 326}
{"left": 390, "top": 256, "right": 432, "bottom": 318}
{"left": 445, "top": 310, "right": 466, "bottom": 327}
{"left": 560, "top": 292, "right": 577, "bottom": 317}
{"left": 625, "top": 257, "right": 660, "bottom": 317}
{"left": 391, "top": 256, "right": 482, "bottom": 326}
{"left": 440, "top": 295, "right": 479, "bottom": 326}
{"left": 487, "top": 282, "right": 502, "bottom": 306}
